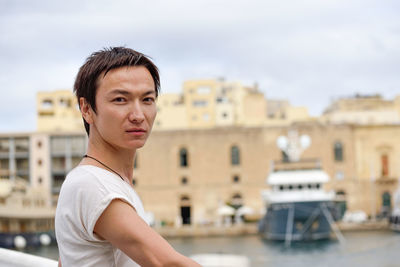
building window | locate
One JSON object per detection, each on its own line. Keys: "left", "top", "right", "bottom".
{"left": 41, "top": 99, "right": 53, "bottom": 109}
{"left": 381, "top": 154, "right": 389, "bottom": 177}
{"left": 15, "top": 138, "right": 29, "bottom": 152}
{"left": 70, "top": 136, "right": 86, "bottom": 154}
{"left": 197, "top": 86, "right": 211, "bottom": 94}
{"left": 59, "top": 98, "right": 71, "bottom": 108}
{"left": 334, "top": 141, "right": 344, "bottom": 162}
{"left": 179, "top": 148, "right": 188, "bottom": 167}
{"left": 192, "top": 100, "right": 208, "bottom": 107}
{"left": 181, "top": 177, "right": 188, "bottom": 185}
{"left": 50, "top": 135, "right": 85, "bottom": 194}
{"left": 231, "top": 146, "right": 240, "bottom": 166}
{"left": 0, "top": 159, "right": 9, "bottom": 170}
{"left": 233, "top": 175, "right": 240, "bottom": 183}
{"left": 0, "top": 138, "right": 9, "bottom": 153}
{"left": 382, "top": 191, "right": 391, "bottom": 208}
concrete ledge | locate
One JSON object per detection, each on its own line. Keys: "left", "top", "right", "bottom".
{"left": 155, "top": 221, "right": 391, "bottom": 238}
{"left": 155, "top": 223, "right": 259, "bottom": 238}
{"left": 337, "top": 220, "right": 390, "bottom": 232}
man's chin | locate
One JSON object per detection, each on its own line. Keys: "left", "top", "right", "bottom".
{"left": 127, "top": 141, "right": 146, "bottom": 149}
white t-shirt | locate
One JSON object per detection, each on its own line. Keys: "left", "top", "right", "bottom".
{"left": 55, "top": 165, "right": 147, "bottom": 267}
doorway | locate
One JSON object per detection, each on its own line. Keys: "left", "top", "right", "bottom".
{"left": 180, "top": 196, "right": 191, "bottom": 225}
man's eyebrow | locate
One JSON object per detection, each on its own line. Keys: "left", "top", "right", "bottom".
{"left": 108, "top": 89, "right": 156, "bottom": 96}
{"left": 142, "top": 90, "right": 156, "bottom": 96}
{"left": 108, "top": 89, "right": 130, "bottom": 95}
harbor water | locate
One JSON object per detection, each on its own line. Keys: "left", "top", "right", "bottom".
{"left": 15, "top": 229, "right": 400, "bottom": 267}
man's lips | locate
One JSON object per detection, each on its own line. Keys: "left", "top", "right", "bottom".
{"left": 126, "top": 128, "right": 146, "bottom": 135}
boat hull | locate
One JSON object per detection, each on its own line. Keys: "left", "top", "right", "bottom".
{"left": 258, "top": 201, "right": 338, "bottom": 241}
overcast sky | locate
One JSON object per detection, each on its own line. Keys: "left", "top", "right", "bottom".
{"left": 1, "top": 0, "right": 399, "bottom": 132}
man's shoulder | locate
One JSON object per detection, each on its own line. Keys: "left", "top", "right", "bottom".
{"left": 64, "top": 165, "right": 126, "bottom": 192}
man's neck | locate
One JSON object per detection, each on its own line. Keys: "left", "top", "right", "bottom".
{"left": 84, "top": 137, "right": 136, "bottom": 182}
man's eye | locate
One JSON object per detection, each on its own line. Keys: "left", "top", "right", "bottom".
{"left": 114, "top": 97, "right": 126, "bottom": 102}
{"left": 143, "top": 97, "right": 155, "bottom": 103}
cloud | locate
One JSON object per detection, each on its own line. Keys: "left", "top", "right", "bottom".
{"left": 0, "top": 0, "right": 399, "bottom": 131}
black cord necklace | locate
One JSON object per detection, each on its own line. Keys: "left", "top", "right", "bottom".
{"left": 83, "top": 154, "right": 124, "bottom": 181}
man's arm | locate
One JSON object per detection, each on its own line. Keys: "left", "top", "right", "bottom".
{"left": 94, "top": 199, "right": 201, "bottom": 267}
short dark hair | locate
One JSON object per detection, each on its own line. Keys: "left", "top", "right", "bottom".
{"left": 73, "top": 47, "right": 160, "bottom": 135}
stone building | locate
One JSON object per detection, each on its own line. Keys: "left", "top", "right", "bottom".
{"left": 36, "top": 90, "right": 84, "bottom": 132}
{"left": 155, "top": 78, "right": 311, "bottom": 130}
{"left": 35, "top": 79, "right": 311, "bottom": 132}
{"left": 1, "top": 87, "right": 399, "bottom": 226}
{"left": 322, "top": 94, "right": 400, "bottom": 125}
{"left": 134, "top": 122, "right": 399, "bottom": 225}
{"left": 2, "top": 121, "right": 398, "bottom": 225}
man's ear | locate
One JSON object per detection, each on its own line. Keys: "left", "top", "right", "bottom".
{"left": 79, "top": 97, "right": 94, "bottom": 125}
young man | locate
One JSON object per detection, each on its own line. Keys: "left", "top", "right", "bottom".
{"left": 55, "top": 47, "right": 200, "bottom": 267}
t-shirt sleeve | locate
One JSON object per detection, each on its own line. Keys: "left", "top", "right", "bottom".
{"left": 74, "top": 170, "right": 139, "bottom": 241}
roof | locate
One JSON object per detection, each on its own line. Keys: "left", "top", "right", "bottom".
{"left": 267, "top": 169, "right": 330, "bottom": 185}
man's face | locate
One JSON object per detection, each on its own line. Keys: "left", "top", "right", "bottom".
{"left": 88, "top": 66, "right": 157, "bottom": 151}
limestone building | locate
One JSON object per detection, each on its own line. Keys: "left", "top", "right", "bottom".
{"left": 36, "top": 80, "right": 311, "bottom": 132}
{"left": 322, "top": 94, "right": 400, "bottom": 125}
{"left": 155, "top": 78, "right": 311, "bottom": 130}
{"left": 1, "top": 122, "right": 399, "bottom": 225}
{"left": 1, "top": 88, "right": 399, "bottom": 227}
{"left": 37, "top": 90, "right": 84, "bottom": 132}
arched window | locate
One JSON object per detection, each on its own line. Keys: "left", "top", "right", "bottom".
{"left": 231, "top": 146, "right": 240, "bottom": 165}
{"left": 179, "top": 148, "right": 188, "bottom": 167}
{"left": 334, "top": 141, "right": 343, "bottom": 162}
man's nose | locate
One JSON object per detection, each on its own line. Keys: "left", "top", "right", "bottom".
{"left": 128, "top": 102, "right": 145, "bottom": 123}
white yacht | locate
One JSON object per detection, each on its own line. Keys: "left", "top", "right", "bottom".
{"left": 258, "top": 131, "right": 343, "bottom": 245}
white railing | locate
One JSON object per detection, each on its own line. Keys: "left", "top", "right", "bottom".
{"left": 0, "top": 248, "right": 57, "bottom": 267}
{"left": 190, "top": 254, "right": 250, "bottom": 267}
